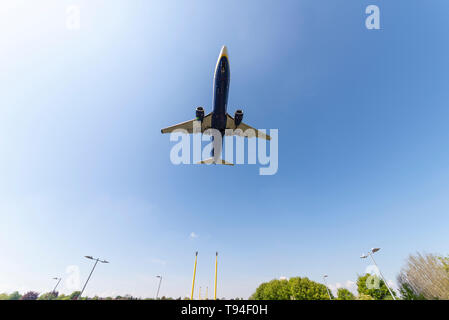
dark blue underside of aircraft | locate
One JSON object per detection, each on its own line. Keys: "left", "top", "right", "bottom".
{"left": 211, "top": 56, "right": 230, "bottom": 135}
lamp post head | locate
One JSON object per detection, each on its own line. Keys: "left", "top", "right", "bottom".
{"left": 371, "top": 248, "right": 380, "bottom": 254}
{"left": 101, "top": 260, "right": 109, "bottom": 264}
{"left": 323, "top": 275, "right": 328, "bottom": 278}
{"left": 360, "top": 254, "right": 368, "bottom": 259}
{"left": 85, "top": 256, "right": 93, "bottom": 260}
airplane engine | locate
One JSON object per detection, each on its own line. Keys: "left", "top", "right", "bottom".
{"left": 196, "top": 107, "right": 205, "bottom": 121}
{"left": 234, "top": 110, "right": 243, "bottom": 126}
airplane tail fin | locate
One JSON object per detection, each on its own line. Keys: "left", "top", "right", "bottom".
{"left": 197, "top": 158, "right": 234, "bottom": 166}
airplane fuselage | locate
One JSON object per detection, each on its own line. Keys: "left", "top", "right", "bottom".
{"left": 211, "top": 46, "right": 230, "bottom": 135}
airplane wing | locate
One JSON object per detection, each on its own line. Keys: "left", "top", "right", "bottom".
{"left": 225, "top": 113, "right": 271, "bottom": 140}
{"left": 161, "top": 113, "right": 212, "bottom": 134}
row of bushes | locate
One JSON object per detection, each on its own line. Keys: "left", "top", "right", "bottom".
{"left": 0, "top": 291, "right": 187, "bottom": 300}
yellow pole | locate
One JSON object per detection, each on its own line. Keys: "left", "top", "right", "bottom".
{"left": 214, "top": 252, "right": 218, "bottom": 300}
{"left": 190, "top": 251, "right": 198, "bottom": 300}
{"left": 199, "top": 286, "right": 201, "bottom": 300}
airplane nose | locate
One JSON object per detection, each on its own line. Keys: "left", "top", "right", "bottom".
{"left": 220, "top": 45, "right": 228, "bottom": 58}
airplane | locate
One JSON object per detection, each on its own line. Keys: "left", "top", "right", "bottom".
{"left": 161, "top": 46, "right": 270, "bottom": 165}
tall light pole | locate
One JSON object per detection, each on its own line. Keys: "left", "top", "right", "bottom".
{"left": 155, "top": 275, "right": 162, "bottom": 299}
{"left": 79, "top": 256, "right": 109, "bottom": 300}
{"left": 360, "top": 248, "right": 396, "bottom": 300}
{"left": 190, "top": 252, "right": 198, "bottom": 300}
{"left": 52, "top": 277, "right": 62, "bottom": 295}
{"left": 323, "top": 275, "right": 332, "bottom": 300}
{"left": 214, "top": 252, "right": 218, "bottom": 300}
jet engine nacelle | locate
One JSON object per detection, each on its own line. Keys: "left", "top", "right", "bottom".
{"left": 234, "top": 110, "right": 243, "bottom": 126}
{"left": 196, "top": 107, "right": 205, "bottom": 121}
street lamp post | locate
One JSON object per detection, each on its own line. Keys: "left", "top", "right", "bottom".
{"left": 190, "top": 252, "right": 198, "bottom": 300}
{"left": 323, "top": 275, "right": 332, "bottom": 300}
{"left": 214, "top": 252, "right": 218, "bottom": 300}
{"left": 360, "top": 248, "right": 396, "bottom": 300}
{"left": 78, "top": 256, "right": 109, "bottom": 300}
{"left": 52, "top": 277, "right": 62, "bottom": 295}
{"left": 156, "top": 275, "right": 162, "bottom": 299}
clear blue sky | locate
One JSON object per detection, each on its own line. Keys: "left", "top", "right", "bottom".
{"left": 1, "top": 0, "right": 449, "bottom": 298}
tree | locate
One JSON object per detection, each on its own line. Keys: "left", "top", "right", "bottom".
{"left": 250, "top": 277, "right": 332, "bottom": 300}
{"left": 397, "top": 278, "right": 426, "bottom": 300}
{"left": 8, "top": 291, "right": 22, "bottom": 300}
{"left": 0, "top": 293, "right": 9, "bottom": 300}
{"left": 264, "top": 279, "right": 291, "bottom": 300}
{"left": 397, "top": 252, "right": 449, "bottom": 300}
{"left": 357, "top": 274, "right": 395, "bottom": 300}
{"left": 250, "top": 279, "right": 290, "bottom": 300}
{"left": 69, "top": 291, "right": 81, "bottom": 300}
{"left": 337, "top": 288, "right": 355, "bottom": 300}
{"left": 289, "top": 277, "right": 332, "bottom": 300}
{"left": 21, "top": 291, "right": 39, "bottom": 300}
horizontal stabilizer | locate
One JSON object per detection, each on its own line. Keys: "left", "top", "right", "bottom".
{"left": 197, "top": 158, "right": 234, "bottom": 166}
